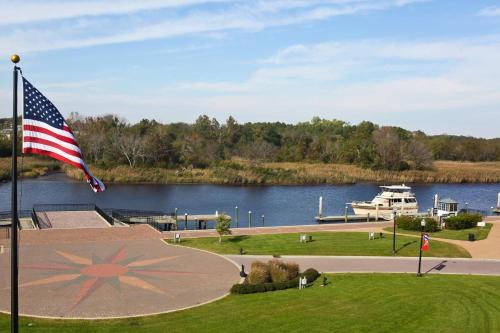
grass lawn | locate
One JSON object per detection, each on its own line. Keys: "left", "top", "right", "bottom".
{"left": 167, "top": 232, "right": 471, "bottom": 258}
{"left": 383, "top": 223, "right": 493, "bottom": 241}
{"left": 1, "top": 274, "right": 499, "bottom": 333}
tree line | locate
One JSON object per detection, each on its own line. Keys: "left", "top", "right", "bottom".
{"left": 0, "top": 115, "right": 499, "bottom": 170}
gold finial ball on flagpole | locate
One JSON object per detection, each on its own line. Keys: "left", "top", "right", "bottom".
{"left": 11, "top": 54, "right": 20, "bottom": 64}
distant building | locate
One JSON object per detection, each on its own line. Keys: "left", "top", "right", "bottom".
{"left": 436, "top": 198, "right": 459, "bottom": 217}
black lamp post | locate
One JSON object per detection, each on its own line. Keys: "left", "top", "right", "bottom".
{"left": 392, "top": 211, "right": 396, "bottom": 255}
{"left": 417, "top": 218, "right": 426, "bottom": 277}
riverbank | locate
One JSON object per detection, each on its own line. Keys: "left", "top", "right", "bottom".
{"left": 0, "top": 157, "right": 59, "bottom": 182}
{"left": 63, "top": 160, "right": 500, "bottom": 184}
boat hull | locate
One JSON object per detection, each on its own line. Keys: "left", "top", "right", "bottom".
{"left": 351, "top": 204, "right": 418, "bottom": 218}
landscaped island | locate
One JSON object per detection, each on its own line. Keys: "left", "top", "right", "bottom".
{"left": 167, "top": 232, "right": 471, "bottom": 258}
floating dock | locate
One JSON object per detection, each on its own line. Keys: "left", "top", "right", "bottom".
{"left": 315, "top": 215, "right": 388, "bottom": 222}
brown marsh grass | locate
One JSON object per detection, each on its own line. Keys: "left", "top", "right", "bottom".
{"left": 62, "top": 159, "right": 500, "bottom": 185}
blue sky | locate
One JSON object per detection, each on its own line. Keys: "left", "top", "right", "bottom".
{"left": 1, "top": 0, "right": 499, "bottom": 138}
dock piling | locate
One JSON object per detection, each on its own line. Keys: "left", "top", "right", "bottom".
{"left": 235, "top": 206, "right": 239, "bottom": 228}
{"left": 319, "top": 196, "right": 323, "bottom": 218}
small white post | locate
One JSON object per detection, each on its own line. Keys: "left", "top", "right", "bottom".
{"left": 497, "top": 193, "right": 500, "bottom": 208}
{"left": 319, "top": 196, "right": 323, "bottom": 218}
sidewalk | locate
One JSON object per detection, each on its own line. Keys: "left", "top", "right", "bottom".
{"left": 227, "top": 255, "right": 500, "bottom": 276}
{"left": 163, "top": 221, "right": 391, "bottom": 238}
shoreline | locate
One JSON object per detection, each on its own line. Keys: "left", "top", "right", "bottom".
{"left": 2, "top": 158, "right": 500, "bottom": 185}
{"left": 63, "top": 160, "right": 500, "bottom": 185}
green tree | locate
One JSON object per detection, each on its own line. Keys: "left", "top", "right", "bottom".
{"left": 215, "top": 214, "right": 232, "bottom": 243}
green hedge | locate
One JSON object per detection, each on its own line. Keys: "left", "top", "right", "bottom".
{"left": 445, "top": 213, "right": 482, "bottom": 230}
{"left": 230, "top": 268, "right": 320, "bottom": 294}
{"left": 396, "top": 216, "right": 439, "bottom": 232}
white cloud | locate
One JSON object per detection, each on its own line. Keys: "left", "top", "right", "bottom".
{"left": 0, "top": 0, "right": 426, "bottom": 53}
{"left": 478, "top": 6, "right": 500, "bottom": 17}
{"left": 0, "top": 0, "right": 232, "bottom": 25}
{"left": 159, "top": 36, "right": 500, "bottom": 137}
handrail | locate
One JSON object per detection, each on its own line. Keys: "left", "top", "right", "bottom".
{"left": 37, "top": 211, "right": 52, "bottom": 229}
{"left": 94, "top": 205, "right": 114, "bottom": 225}
{"left": 31, "top": 208, "right": 40, "bottom": 229}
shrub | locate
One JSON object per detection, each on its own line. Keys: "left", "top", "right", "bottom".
{"left": 230, "top": 268, "right": 320, "bottom": 295}
{"left": 396, "top": 216, "right": 439, "bottom": 232}
{"left": 445, "top": 213, "right": 482, "bottom": 230}
{"left": 248, "top": 261, "right": 271, "bottom": 284}
{"left": 301, "top": 268, "right": 320, "bottom": 282}
{"left": 268, "top": 260, "right": 300, "bottom": 283}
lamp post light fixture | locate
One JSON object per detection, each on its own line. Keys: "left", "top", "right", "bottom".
{"left": 417, "top": 219, "right": 426, "bottom": 277}
{"left": 344, "top": 205, "right": 348, "bottom": 223}
{"left": 261, "top": 214, "right": 265, "bottom": 226}
{"left": 248, "top": 211, "right": 252, "bottom": 228}
{"left": 465, "top": 202, "right": 469, "bottom": 213}
{"left": 184, "top": 213, "right": 188, "bottom": 230}
{"left": 392, "top": 210, "right": 397, "bottom": 255}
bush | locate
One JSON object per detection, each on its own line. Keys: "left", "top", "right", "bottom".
{"left": 268, "top": 260, "right": 300, "bottom": 283}
{"left": 396, "top": 216, "right": 439, "bottom": 232}
{"left": 230, "top": 268, "right": 320, "bottom": 295}
{"left": 445, "top": 213, "right": 482, "bottom": 230}
{"left": 248, "top": 261, "right": 271, "bottom": 284}
{"left": 301, "top": 268, "right": 320, "bottom": 282}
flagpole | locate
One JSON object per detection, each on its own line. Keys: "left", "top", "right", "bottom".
{"left": 10, "top": 54, "right": 20, "bottom": 333}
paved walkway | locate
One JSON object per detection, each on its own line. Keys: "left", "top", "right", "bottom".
{"left": 228, "top": 255, "right": 500, "bottom": 276}
{"left": 163, "top": 221, "right": 391, "bottom": 238}
{"left": 434, "top": 217, "right": 500, "bottom": 259}
{"left": 0, "top": 225, "right": 240, "bottom": 319}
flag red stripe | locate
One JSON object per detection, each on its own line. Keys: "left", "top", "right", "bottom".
{"left": 23, "top": 147, "right": 89, "bottom": 177}
{"left": 24, "top": 137, "right": 83, "bottom": 159}
{"left": 23, "top": 124, "right": 79, "bottom": 146}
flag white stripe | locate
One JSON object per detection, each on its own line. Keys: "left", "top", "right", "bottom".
{"left": 23, "top": 142, "right": 85, "bottom": 165}
{"left": 23, "top": 130, "right": 82, "bottom": 154}
{"left": 23, "top": 118, "right": 75, "bottom": 140}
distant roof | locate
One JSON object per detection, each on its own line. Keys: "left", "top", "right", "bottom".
{"left": 380, "top": 185, "right": 411, "bottom": 190}
{"left": 439, "top": 198, "right": 459, "bottom": 204}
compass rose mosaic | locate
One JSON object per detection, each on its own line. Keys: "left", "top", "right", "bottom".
{"left": 0, "top": 234, "right": 239, "bottom": 318}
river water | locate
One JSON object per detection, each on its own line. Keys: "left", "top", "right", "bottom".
{"left": 0, "top": 173, "right": 498, "bottom": 227}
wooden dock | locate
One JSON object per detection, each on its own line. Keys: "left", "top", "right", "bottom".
{"left": 127, "top": 214, "right": 230, "bottom": 231}
{"left": 315, "top": 215, "right": 389, "bottom": 222}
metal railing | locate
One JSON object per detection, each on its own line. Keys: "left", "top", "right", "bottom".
{"left": 111, "top": 210, "right": 173, "bottom": 232}
{"left": 33, "top": 204, "right": 96, "bottom": 212}
{"left": 37, "top": 211, "right": 52, "bottom": 229}
{"left": 94, "top": 205, "right": 114, "bottom": 225}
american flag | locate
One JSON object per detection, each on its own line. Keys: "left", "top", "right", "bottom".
{"left": 422, "top": 233, "right": 429, "bottom": 252}
{"left": 22, "top": 77, "right": 106, "bottom": 193}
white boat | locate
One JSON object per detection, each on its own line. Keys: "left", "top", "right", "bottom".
{"left": 350, "top": 184, "right": 418, "bottom": 218}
